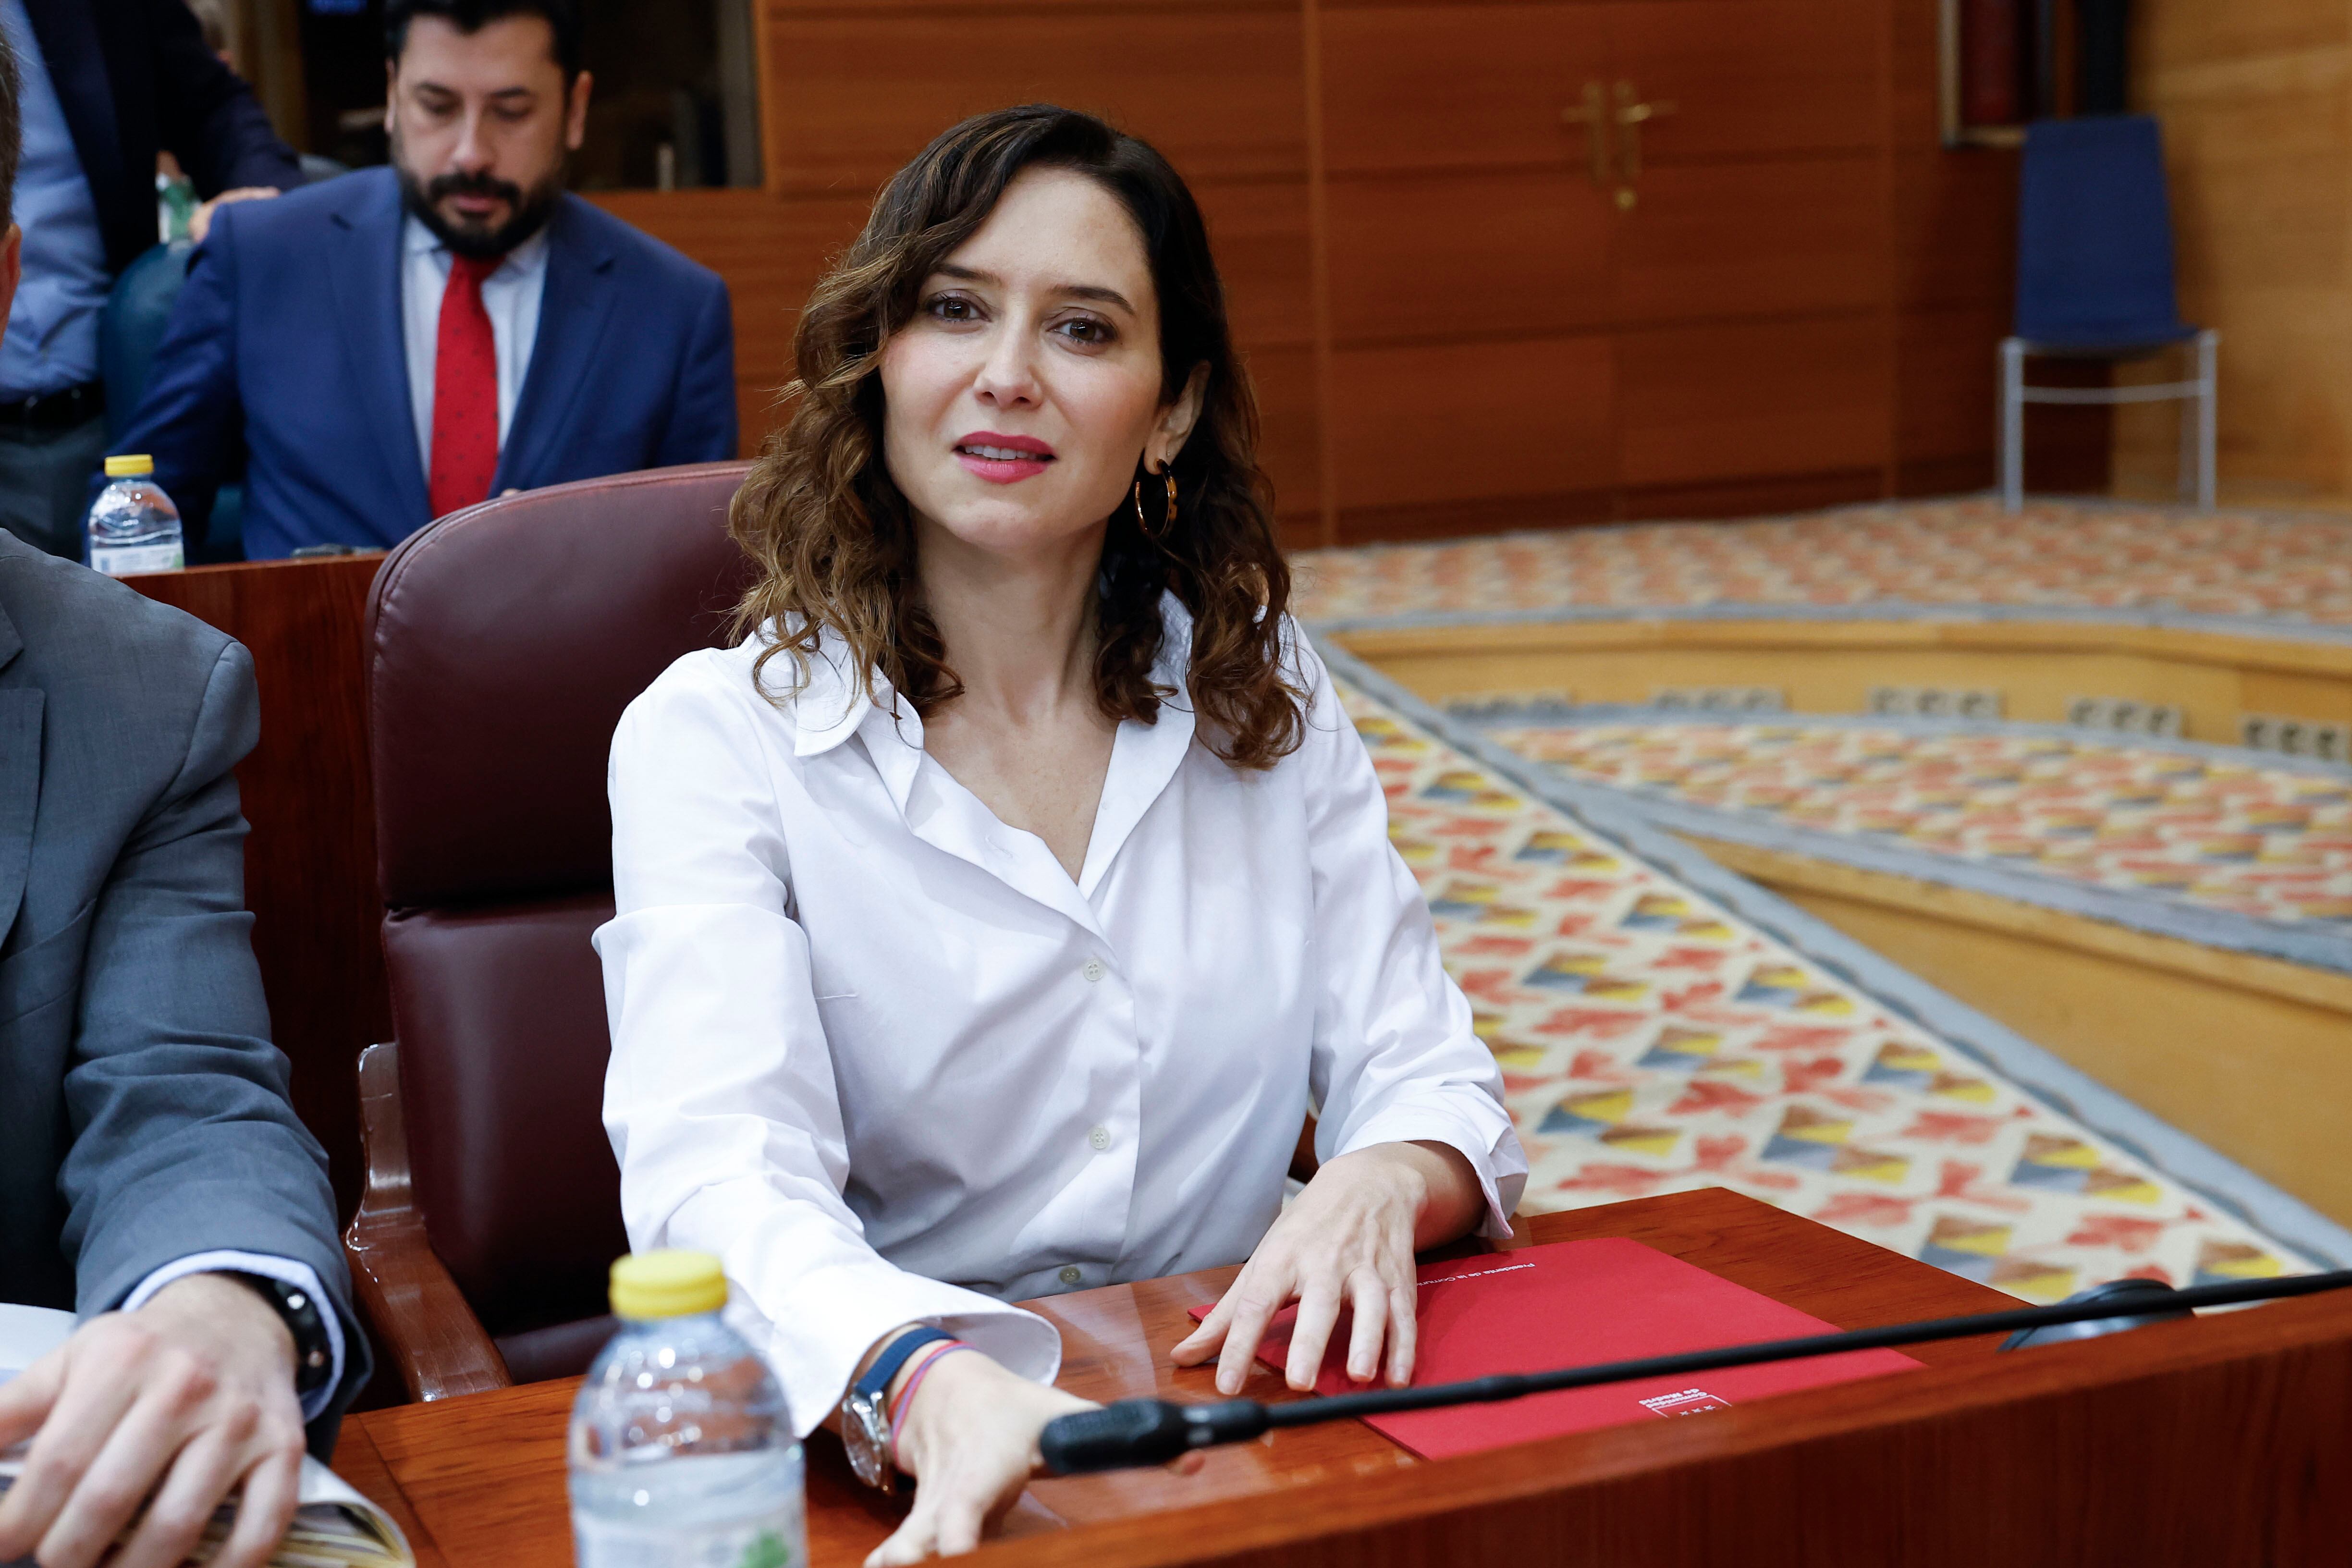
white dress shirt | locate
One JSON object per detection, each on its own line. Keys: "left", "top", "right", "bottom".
{"left": 595, "top": 598, "right": 1527, "bottom": 1437}
{"left": 398, "top": 216, "right": 548, "bottom": 472}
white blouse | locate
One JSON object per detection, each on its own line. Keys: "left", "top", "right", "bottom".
{"left": 594, "top": 599, "right": 1527, "bottom": 1436}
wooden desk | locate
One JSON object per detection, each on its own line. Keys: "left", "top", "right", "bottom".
{"left": 333, "top": 1189, "right": 2029, "bottom": 1566}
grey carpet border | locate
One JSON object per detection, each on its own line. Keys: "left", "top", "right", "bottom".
{"left": 1446, "top": 702, "right": 2352, "bottom": 779}
{"left": 1318, "top": 639, "right": 2352, "bottom": 1272}
{"left": 1308, "top": 597, "right": 2352, "bottom": 648}
{"left": 1443, "top": 704, "right": 2352, "bottom": 975}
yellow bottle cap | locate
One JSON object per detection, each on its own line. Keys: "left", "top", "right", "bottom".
{"left": 609, "top": 1250, "right": 728, "bottom": 1320}
{"left": 104, "top": 454, "right": 154, "bottom": 478}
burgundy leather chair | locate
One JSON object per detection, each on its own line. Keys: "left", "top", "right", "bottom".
{"left": 345, "top": 462, "right": 758, "bottom": 1400}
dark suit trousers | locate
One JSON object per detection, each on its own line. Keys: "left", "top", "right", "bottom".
{"left": 0, "top": 414, "right": 109, "bottom": 561}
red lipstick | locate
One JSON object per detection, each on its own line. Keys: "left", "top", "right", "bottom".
{"left": 954, "top": 431, "right": 1056, "bottom": 484}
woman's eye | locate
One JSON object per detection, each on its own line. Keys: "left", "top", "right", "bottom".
{"left": 925, "top": 294, "right": 980, "bottom": 322}
{"left": 1054, "top": 317, "right": 1116, "bottom": 346}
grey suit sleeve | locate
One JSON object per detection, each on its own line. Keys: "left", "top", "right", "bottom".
{"left": 54, "top": 640, "right": 369, "bottom": 1446}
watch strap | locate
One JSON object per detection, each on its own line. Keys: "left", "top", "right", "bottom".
{"left": 226, "top": 1273, "right": 334, "bottom": 1399}
{"left": 852, "top": 1326, "right": 955, "bottom": 1407}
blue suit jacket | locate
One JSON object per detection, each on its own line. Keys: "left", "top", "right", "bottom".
{"left": 110, "top": 168, "right": 738, "bottom": 560}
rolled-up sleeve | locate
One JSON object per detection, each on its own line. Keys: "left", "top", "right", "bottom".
{"left": 1291, "top": 633, "right": 1528, "bottom": 1237}
{"left": 594, "top": 659, "right": 1058, "bottom": 1436}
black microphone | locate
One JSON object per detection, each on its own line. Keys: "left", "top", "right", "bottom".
{"left": 1039, "top": 1265, "right": 2352, "bottom": 1475}
{"left": 1038, "top": 1396, "right": 1268, "bottom": 1473}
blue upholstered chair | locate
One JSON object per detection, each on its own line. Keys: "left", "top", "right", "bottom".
{"left": 100, "top": 241, "right": 245, "bottom": 562}
{"left": 1999, "top": 115, "right": 2216, "bottom": 511}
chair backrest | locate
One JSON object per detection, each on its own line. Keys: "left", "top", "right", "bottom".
{"left": 100, "top": 242, "right": 192, "bottom": 443}
{"left": 2014, "top": 115, "right": 2191, "bottom": 349}
{"left": 367, "top": 462, "right": 757, "bottom": 1362}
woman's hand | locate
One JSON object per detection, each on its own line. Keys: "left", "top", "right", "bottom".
{"left": 1170, "top": 1140, "right": 1482, "bottom": 1395}
{"left": 865, "top": 1351, "right": 1093, "bottom": 1565}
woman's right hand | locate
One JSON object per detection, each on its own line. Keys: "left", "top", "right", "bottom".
{"left": 864, "top": 1351, "right": 1094, "bottom": 1564}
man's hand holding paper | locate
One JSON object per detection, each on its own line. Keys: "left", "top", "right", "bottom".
{"left": 0, "top": 1275, "right": 304, "bottom": 1568}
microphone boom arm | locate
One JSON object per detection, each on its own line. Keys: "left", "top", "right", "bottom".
{"left": 1040, "top": 1265, "right": 2352, "bottom": 1475}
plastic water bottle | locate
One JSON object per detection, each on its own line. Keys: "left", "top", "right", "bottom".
{"left": 86, "top": 454, "right": 184, "bottom": 577}
{"left": 569, "top": 1251, "right": 805, "bottom": 1568}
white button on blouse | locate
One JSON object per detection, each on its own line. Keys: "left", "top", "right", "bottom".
{"left": 594, "top": 597, "right": 1527, "bottom": 1437}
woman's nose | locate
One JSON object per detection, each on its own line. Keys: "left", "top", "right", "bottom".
{"left": 971, "top": 329, "right": 1042, "bottom": 407}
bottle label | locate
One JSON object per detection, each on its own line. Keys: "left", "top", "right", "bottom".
{"left": 91, "top": 542, "right": 184, "bottom": 577}
{"left": 572, "top": 1508, "right": 803, "bottom": 1568}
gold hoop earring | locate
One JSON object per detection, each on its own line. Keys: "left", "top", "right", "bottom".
{"left": 1132, "top": 478, "right": 1157, "bottom": 540}
{"left": 1134, "top": 467, "right": 1176, "bottom": 542}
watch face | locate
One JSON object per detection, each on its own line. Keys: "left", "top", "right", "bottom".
{"left": 844, "top": 1394, "right": 893, "bottom": 1492}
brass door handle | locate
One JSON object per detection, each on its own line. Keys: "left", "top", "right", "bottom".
{"left": 1611, "top": 81, "right": 1678, "bottom": 183}
{"left": 1560, "top": 80, "right": 1610, "bottom": 186}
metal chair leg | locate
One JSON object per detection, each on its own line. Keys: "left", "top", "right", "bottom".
{"left": 2195, "top": 329, "right": 2218, "bottom": 511}
{"left": 2000, "top": 337, "right": 2026, "bottom": 513}
{"left": 2176, "top": 342, "right": 2196, "bottom": 504}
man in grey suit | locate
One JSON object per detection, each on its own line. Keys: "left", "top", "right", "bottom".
{"left": 0, "top": 30, "right": 366, "bottom": 1568}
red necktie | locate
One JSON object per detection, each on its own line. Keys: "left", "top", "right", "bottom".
{"left": 428, "top": 253, "right": 501, "bottom": 518}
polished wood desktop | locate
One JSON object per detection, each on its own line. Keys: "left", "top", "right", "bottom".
{"left": 324, "top": 1189, "right": 2022, "bottom": 1566}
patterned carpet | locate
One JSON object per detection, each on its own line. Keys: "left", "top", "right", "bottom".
{"left": 1475, "top": 716, "right": 2352, "bottom": 944}
{"left": 1294, "top": 498, "right": 2352, "bottom": 635}
{"left": 1331, "top": 667, "right": 2339, "bottom": 1299}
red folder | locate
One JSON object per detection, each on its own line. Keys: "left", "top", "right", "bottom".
{"left": 1189, "top": 1238, "right": 1922, "bottom": 1460}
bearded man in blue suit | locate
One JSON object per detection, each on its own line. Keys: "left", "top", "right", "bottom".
{"left": 107, "top": 0, "right": 736, "bottom": 561}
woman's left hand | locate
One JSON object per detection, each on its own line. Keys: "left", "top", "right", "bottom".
{"left": 1170, "top": 1139, "right": 1481, "bottom": 1396}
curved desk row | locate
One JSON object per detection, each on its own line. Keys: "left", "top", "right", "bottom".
{"left": 331, "top": 1190, "right": 2352, "bottom": 1567}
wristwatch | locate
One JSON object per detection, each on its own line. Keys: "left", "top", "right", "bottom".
{"left": 225, "top": 1273, "right": 335, "bottom": 1401}
{"left": 841, "top": 1327, "right": 955, "bottom": 1494}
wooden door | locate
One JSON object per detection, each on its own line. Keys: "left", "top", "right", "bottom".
{"left": 1605, "top": 0, "right": 1894, "bottom": 506}
{"left": 1321, "top": 4, "right": 1621, "bottom": 539}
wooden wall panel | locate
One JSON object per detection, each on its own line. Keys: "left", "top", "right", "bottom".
{"left": 1328, "top": 335, "right": 1614, "bottom": 525}
{"left": 1891, "top": 147, "right": 2017, "bottom": 313}
{"left": 1618, "top": 315, "right": 1891, "bottom": 486}
{"left": 1612, "top": 0, "right": 1884, "bottom": 159}
{"left": 1192, "top": 178, "right": 1318, "bottom": 350}
{"left": 1244, "top": 343, "right": 1324, "bottom": 527}
{"left": 762, "top": 11, "right": 1308, "bottom": 194}
{"left": 1896, "top": 304, "right": 2002, "bottom": 491}
{"left": 2116, "top": 0, "right": 2351, "bottom": 502}
{"left": 1619, "top": 158, "right": 1889, "bottom": 323}
{"left": 1320, "top": 5, "right": 1612, "bottom": 174}
{"left": 1323, "top": 171, "right": 1615, "bottom": 344}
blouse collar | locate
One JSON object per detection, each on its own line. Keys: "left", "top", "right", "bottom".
{"left": 774, "top": 591, "right": 1199, "bottom": 764}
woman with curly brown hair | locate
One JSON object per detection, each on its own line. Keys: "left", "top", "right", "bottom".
{"left": 595, "top": 104, "right": 1525, "bottom": 1561}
